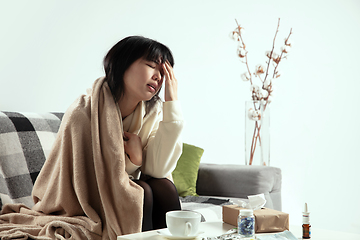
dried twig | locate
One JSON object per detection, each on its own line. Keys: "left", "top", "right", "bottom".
{"left": 231, "top": 18, "right": 293, "bottom": 165}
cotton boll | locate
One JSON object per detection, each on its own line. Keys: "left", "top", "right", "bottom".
{"left": 237, "top": 48, "right": 247, "bottom": 58}
{"left": 250, "top": 84, "right": 260, "bottom": 92}
{"left": 264, "top": 78, "right": 272, "bottom": 89}
{"left": 265, "top": 51, "right": 272, "bottom": 59}
{"left": 265, "top": 51, "right": 279, "bottom": 60}
{"left": 248, "top": 108, "right": 255, "bottom": 120}
{"left": 272, "top": 52, "right": 279, "bottom": 60}
{"left": 241, "top": 72, "right": 250, "bottom": 81}
{"left": 261, "top": 89, "right": 269, "bottom": 98}
{"left": 272, "top": 52, "right": 281, "bottom": 64}
{"left": 258, "top": 89, "right": 269, "bottom": 100}
{"left": 230, "top": 30, "right": 239, "bottom": 41}
{"left": 280, "top": 45, "right": 290, "bottom": 53}
{"left": 248, "top": 108, "right": 260, "bottom": 121}
{"left": 255, "top": 64, "right": 266, "bottom": 75}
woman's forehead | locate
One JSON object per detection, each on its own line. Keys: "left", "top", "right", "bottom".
{"left": 144, "top": 54, "right": 163, "bottom": 64}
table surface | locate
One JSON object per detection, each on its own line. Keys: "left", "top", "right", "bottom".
{"left": 117, "top": 222, "right": 234, "bottom": 240}
{"left": 117, "top": 222, "right": 360, "bottom": 240}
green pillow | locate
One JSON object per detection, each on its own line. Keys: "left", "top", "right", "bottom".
{"left": 172, "top": 143, "right": 204, "bottom": 197}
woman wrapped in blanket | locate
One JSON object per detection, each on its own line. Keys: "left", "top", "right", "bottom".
{"left": 103, "top": 36, "right": 183, "bottom": 231}
{"left": 0, "top": 36, "right": 183, "bottom": 239}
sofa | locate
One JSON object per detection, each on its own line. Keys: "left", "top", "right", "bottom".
{"left": 0, "top": 111, "right": 282, "bottom": 221}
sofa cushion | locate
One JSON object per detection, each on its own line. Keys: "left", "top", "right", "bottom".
{"left": 172, "top": 143, "right": 204, "bottom": 197}
{"left": 0, "top": 112, "right": 63, "bottom": 209}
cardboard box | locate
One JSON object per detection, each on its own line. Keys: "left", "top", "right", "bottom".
{"left": 222, "top": 205, "right": 289, "bottom": 233}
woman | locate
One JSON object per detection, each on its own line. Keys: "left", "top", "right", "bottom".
{"left": 0, "top": 36, "right": 183, "bottom": 239}
{"left": 103, "top": 36, "right": 183, "bottom": 230}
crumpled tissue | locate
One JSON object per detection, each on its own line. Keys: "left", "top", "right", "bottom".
{"left": 235, "top": 193, "right": 267, "bottom": 210}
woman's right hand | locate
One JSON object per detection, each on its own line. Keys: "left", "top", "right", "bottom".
{"left": 123, "top": 131, "right": 143, "bottom": 166}
{"left": 162, "top": 61, "right": 178, "bottom": 102}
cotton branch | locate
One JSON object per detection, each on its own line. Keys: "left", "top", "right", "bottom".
{"left": 264, "top": 18, "right": 280, "bottom": 82}
{"left": 235, "top": 19, "right": 253, "bottom": 85}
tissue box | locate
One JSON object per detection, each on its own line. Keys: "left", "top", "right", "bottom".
{"left": 222, "top": 205, "right": 289, "bottom": 233}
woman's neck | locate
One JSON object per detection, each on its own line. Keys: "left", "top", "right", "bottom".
{"left": 118, "top": 97, "right": 139, "bottom": 120}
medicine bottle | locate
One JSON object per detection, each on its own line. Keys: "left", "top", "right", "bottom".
{"left": 238, "top": 209, "right": 255, "bottom": 239}
{"left": 302, "top": 203, "right": 311, "bottom": 239}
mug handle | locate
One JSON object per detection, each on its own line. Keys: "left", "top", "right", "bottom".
{"left": 184, "top": 222, "right": 192, "bottom": 236}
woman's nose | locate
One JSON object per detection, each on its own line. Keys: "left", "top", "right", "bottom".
{"left": 152, "top": 70, "right": 162, "bottom": 81}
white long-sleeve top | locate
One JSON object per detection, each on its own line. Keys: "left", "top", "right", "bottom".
{"left": 122, "top": 100, "right": 184, "bottom": 179}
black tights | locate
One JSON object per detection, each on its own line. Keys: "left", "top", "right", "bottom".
{"left": 133, "top": 177, "right": 181, "bottom": 231}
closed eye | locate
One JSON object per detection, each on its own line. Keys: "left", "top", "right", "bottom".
{"left": 146, "top": 64, "right": 156, "bottom": 69}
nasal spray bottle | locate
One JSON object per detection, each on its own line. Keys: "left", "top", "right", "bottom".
{"left": 302, "top": 203, "right": 311, "bottom": 239}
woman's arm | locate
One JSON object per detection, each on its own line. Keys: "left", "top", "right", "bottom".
{"left": 141, "top": 101, "right": 184, "bottom": 178}
{"left": 141, "top": 62, "right": 184, "bottom": 178}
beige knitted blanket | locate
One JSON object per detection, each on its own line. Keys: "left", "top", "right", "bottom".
{"left": 0, "top": 78, "right": 143, "bottom": 239}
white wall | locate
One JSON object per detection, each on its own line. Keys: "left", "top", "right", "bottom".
{"left": 1, "top": 0, "right": 360, "bottom": 234}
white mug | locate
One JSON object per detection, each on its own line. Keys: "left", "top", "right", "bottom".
{"left": 166, "top": 210, "right": 201, "bottom": 237}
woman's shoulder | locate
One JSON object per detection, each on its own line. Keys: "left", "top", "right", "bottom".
{"left": 146, "top": 100, "right": 163, "bottom": 115}
{"left": 154, "top": 100, "right": 163, "bottom": 112}
{"left": 62, "top": 94, "right": 92, "bottom": 128}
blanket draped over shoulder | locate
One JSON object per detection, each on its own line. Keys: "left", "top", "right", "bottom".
{"left": 0, "top": 78, "right": 144, "bottom": 239}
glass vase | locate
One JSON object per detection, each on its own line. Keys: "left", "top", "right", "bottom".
{"left": 245, "top": 100, "right": 270, "bottom": 166}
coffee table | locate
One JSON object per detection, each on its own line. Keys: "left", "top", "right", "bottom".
{"left": 117, "top": 222, "right": 360, "bottom": 240}
{"left": 117, "top": 221, "right": 234, "bottom": 240}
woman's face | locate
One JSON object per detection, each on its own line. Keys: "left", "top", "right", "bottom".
{"left": 122, "top": 57, "right": 164, "bottom": 103}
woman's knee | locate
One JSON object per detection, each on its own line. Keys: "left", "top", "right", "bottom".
{"left": 133, "top": 179, "right": 153, "bottom": 199}
{"left": 147, "top": 178, "right": 178, "bottom": 193}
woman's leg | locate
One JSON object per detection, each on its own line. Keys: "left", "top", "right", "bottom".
{"left": 133, "top": 180, "right": 153, "bottom": 231}
{"left": 146, "top": 178, "right": 181, "bottom": 229}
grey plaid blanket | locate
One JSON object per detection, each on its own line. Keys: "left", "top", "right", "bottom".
{"left": 0, "top": 111, "right": 63, "bottom": 209}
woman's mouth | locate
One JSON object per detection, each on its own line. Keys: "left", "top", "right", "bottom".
{"left": 147, "top": 84, "right": 157, "bottom": 93}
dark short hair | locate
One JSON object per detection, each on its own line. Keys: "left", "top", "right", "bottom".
{"left": 103, "top": 36, "right": 174, "bottom": 114}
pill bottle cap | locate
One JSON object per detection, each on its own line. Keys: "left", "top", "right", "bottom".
{"left": 303, "top": 203, "right": 309, "bottom": 213}
{"left": 302, "top": 203, "right": 310, "bottom": 224}
{"left": 239, "top": 209, "right": 253, "bottom": 217}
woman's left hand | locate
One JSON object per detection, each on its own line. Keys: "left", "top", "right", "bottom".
{"left": 123, "top": 131, "right": 143, "bottom": 166}
{"left": 162, "top": 61, "right": 178, "bottom": 101}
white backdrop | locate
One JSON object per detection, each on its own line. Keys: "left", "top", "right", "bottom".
{"left": 1, "top": 0, "right": 360, "bottom": 234}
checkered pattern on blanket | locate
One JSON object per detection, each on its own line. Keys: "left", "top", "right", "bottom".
{"left": 0, "top": 112, "right": 63, "bottom": 209}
